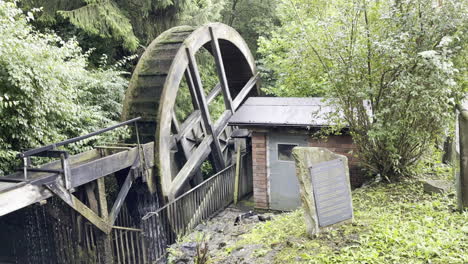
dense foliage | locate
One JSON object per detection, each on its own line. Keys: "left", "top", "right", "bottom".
{"left": 259, "top": 0, "right": 467, "bottom": 180}
{"left": 0, "top": 1, "right": 129, "bottom": 174}
{"left": 222, "top": 0, "right": 280, "bottom": 55}
{"left": 20, "top": 0, "right": 226, "bottom": 66}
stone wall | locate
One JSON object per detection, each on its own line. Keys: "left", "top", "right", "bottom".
{"left": 251, "top": 132, "right": 269, "bottom": 209}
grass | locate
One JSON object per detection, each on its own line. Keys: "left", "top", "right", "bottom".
{"left": 229, "top": 180, "right": 468, "bottom": 263}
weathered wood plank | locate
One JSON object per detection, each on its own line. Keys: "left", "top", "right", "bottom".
{"left": 70, "top": 142, "right": 153, "bottom": 187}
{"left": 85, "top": 182, "right": 99, "bottom": 213}
{"left": 109, "top": 168, "right": 135, "bottom": 226}
{"left": 232, "top": 73, "right": 260, "bottom": 110}
{"left": 168, "top": 135, "right": 213, "bottom": 199}
{"left": 0, "top": 183, "right": 51, "bottom": 216}
{"left": 209, "top": 27, "right": 233, "bottom": 111}
{"left": 186, "top": 48, "right": 225, "bottom": 171}
{"left": 206, "top": 83, "right": 222, "bottom": 104}
{"left": 97, "top": 178, "right": 109, "bottom": 219}
{"left": 0, "top": 142, "right": 154, "bottom": 217}
{"left": 214, "top": 110, "right": 233, "bottom": 137}
{"left": 45, "top": 181, "right": 112, "bottom": 234}
{"left": 172, "top": 112, "right": 204, "bottom": 186}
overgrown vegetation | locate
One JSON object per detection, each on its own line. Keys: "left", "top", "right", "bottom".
{"left": 229, "top": 181, "right": 467, "bottom": 263}
{"left": 20, "top": 0, "right": 226, "bottom": 51}
{"left": 259, "top": 0, "right": 468, "bottom": 180}
{"left": 0, "top": 1, "right": 129, "bottom": 174}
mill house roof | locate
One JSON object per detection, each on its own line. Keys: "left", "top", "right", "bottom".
{"left": 229, "top": 97, "right": 338, "bottom": 128}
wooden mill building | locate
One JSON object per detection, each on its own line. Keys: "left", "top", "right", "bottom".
{"left": 229, "top": 97, "right": 365, "bottom": 211}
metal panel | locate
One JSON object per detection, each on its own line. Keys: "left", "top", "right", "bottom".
{"left": 309, "top": 159, "right": 353, "bottom": 227}
{"left": 268, "top": 133, "right": 308, "bottom": 211}
{"left": 229, "top": 97, "right": 372, "bottom": 127}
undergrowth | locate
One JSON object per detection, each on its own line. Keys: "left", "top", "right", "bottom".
{"left": 229, "top": 181, "right": 468, "bottom": 263}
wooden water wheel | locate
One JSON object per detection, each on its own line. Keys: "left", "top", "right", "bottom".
{"left": 122, "top": 23, "right": 259, "bottom": 200}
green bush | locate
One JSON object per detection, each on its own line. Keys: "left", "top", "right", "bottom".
{"left": 0, "top": 1, "right": 129, "bottom": 174}
{"left": 258, "top": 0, "right": 467, "bottom": 180}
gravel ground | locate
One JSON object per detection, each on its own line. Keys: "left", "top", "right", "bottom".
{"left": 167, "top": 199, "right": 278, "bottom": 264}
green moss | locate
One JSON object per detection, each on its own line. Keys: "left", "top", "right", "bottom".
{"left": 230, "top": 181, "right": 468, "bottom": 263}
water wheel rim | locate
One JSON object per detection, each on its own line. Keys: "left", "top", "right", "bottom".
{"left": 123, "top": 22, "right": 257, "bottom": 198}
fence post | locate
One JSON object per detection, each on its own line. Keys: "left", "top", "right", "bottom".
{"left": 234, "top": 143, "right": 241, "bottom": 204}
{"left": 457, "top": 104, "right": 468, "bottom": 211}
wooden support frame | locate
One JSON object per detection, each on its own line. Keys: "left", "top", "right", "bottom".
{"left": 45, "top": 181, "right": 112, "bottom": 234}
{"left": 109, "top": 166, "right": 136, "bottom": 225}
{"left": 232, "top": 73, "right": 260, "bottom": 110}
{"left": 0, "top": 142, "right": 154, "bottom": 217}
{"left": 186, "top": 47, "right": 226, "bottom": 171}
{"left": 168, "top": 135, "right": 213, "bottom": 199}
{"left": 122, "top": 23, "right": 259, "bottom": 198}
{"left": 209, "top": 26, "right": 233, "bottom": 111}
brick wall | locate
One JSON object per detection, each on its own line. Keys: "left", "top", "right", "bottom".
{"left": 251, "top": 132, "right": 269, "bottom": 209}
{"left": 309, "top": 135, "right": 365, "bottom": 187}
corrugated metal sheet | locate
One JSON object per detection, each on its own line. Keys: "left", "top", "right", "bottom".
{"left": 228, "top": 97, "right": 341, "bottom": 127}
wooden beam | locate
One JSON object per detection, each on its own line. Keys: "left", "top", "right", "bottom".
{"left": 97, "top": 178, "right": 108, "bottom": 218}
{"left": 171, "top": 83, "right": 221, "bottom": 147}
{"left": 214, "top": 110, "right": 233, "bottom": 136}
{"left": 45, "top": 181, "right": 112, "bottom": 234}
{"left": 109, "top": 167, "right": 135, "bottom": 225}
{"left": 209, "top": 27, "right": 233, "bottom": 111}
{"left": 232, "top": 73, "right": 260, "bottom": 110}
{"left": 85, "top": 182, "right": 99, "bottom": 213}
{"left": 184, "top": 69, "right": 200, "bottom": 110}
{"left": 186, "top": 48, "right": 225, "bottom": 171}
{"left": 168, "top": 135, "right": 213, "bottom": 199}
{"left": 70, "top": 142, "right": 153, "bottom": 187}
{"left": 175, "top": 110, "right": 201, "bottom": 142}
{"left": 206, "top": 83, "right": 222, "bottom": 104}
{"left": 95, "top": 178, "right": 115, "bottom": 264}
{"left": 0, "top": 142, "right": 154, "bottom": 217}
{"left": 172, "top": 111, "right": 204, "bottom": 186}
{"left": 171, "top": 111, "right": 181, "bottom": 134}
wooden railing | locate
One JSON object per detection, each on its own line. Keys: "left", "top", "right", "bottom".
{"left": 140, "top": 152, "right": 252, "bottom": 261}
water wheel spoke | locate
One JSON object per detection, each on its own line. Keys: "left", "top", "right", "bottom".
{"left": 184, "top": 69, "right": 200, "bottom": 110}
{"left": 209, "top": 26, "right": 233, "bottom": 111}
{"left": 186, "top": 47, "right": 225, "bottom": 171}
{"left": 206, "top": 83, "right": 222, "bottom": 104}
{"left": 169, "top": 135, "right": 214, "bottom": 198}
{"left": 123, "top": 23, "right": 258, "bottom": 198}
{"left": 232, "top": 73, "right": 260, "bottom": 110}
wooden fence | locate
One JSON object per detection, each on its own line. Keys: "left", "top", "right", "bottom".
{"left": 141, "top": 153, "right": 253, "bottom": 261}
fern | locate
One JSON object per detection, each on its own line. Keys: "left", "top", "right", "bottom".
{"left": 58, "top": 1, "right": 139, "bottom": 51}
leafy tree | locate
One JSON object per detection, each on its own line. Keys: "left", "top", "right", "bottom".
{"left": 259, "top": 0, "right": 467, "bottom": 180}
{"left": 0, "top": 1, "right": 129, "bottom": 174}
{"left": 222, "top": 0, "right": 280, "bottom": 55}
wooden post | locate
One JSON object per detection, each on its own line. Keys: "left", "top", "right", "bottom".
{"left": 457, "top": 107, "right": 468, "bottom": 211}
{"left": 85, "top": 180, "right": 114, "bottom": 264}
{"left": 234, "top": 143, "right": 241, "bottom": 204}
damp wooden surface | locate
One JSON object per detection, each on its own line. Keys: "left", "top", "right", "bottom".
{"left": 0, "top": 142, "right": 154, "bottom": 216}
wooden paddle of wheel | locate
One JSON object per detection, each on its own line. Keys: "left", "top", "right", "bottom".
{"left": 122, "top": 23, "right": 259, "bottom": 200}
